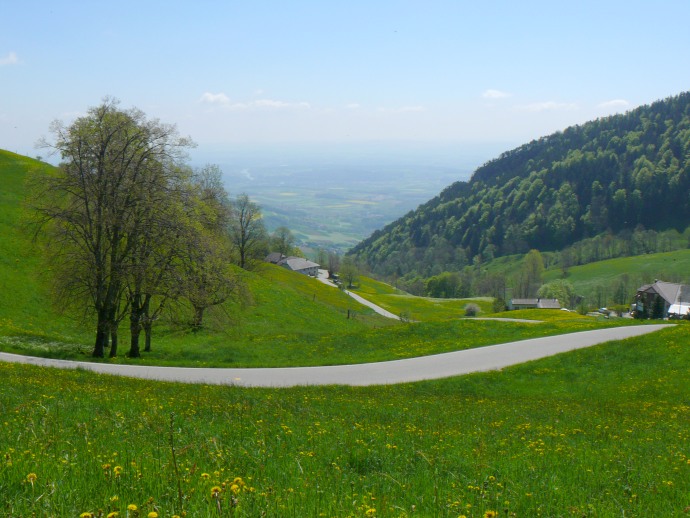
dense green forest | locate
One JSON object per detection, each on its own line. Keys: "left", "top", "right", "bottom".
{"left": 350, "top": 92, "right": 690, "bottom": 282}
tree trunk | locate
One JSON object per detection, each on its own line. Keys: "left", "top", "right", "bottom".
{"left": 143, "top": 322, "right": 152, "bottom": 352}
{"left": 93, "top": 329, "right": 107, "bottom": 358}
{"left": 93, "top": 309, "right": 108, "bottom": 358}
{"left": 129, "top": 327, "right": 141, "bottom": 358}
{"left": 143, "top": 295, "right": 153, "bottom": 352}
{"left": 192, "top": 305, "right": 205, "bottom": 331}
{"left": 109, "top": 327, "right": 118, "bottom": 358}
{"left": 128, "top": 292, "right": 142, "bottom": 358}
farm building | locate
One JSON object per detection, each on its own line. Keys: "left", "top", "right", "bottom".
{"left": 633, "top": 280, "right": 690, "bottom": 318}
{"left": 509, "top": 298, "right": 561, "bottom": 310}
{"left": 265, "top": 253, "right": 320, "bottom": 277}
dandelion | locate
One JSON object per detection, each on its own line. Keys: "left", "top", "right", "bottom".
{"left": 211, "top": 486, "right": 222, "bottom": 498}
{"left": 80, "top": 513, "right": 94, "bottom": 518}
{"left": 484, "top": 511, "right": 498, "bottom": 518}
{"left": 107, "top": 513, "right": 119, "bottom": 518}
{"left": 201, "top": 472, "right": 210, "bottom": 479}
{"left": 127, "top": 504, "right": 138, "bottom": 511}
{"left": 114, "top": 465, "right": 123, "bottom": 476}
{"left": 26, "top": 472, "right": 37, "bottom": 485}
{"left": 366, "top": 509, "right": 376, "bottom": 516}
{"left": 147, "top": 513, "right": 158, "bottom": 518}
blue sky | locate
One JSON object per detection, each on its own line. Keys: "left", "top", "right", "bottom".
{"left": 2, "top": 0, "right": 689, "bottom": 164}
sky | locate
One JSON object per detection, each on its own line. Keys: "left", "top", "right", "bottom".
{"left": 2, "top": 0, "right": 690, "bottom": 167}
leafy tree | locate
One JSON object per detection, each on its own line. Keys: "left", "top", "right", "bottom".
{"left": 537, "top": 279, "right": 576, "bottom": 308}
{"left": 315, "top": 249, "right": 328, "bottom": 268}
{"left": 229, "top": 193, "right": 267, "bottom": 269}
{"left": 33, "top": 98, "right": 193, "bottom": 358}
{"left": 651, "top": 295, "right": 665, "bottom": 320}
{"left": 271, "top": 226, "right": 295, "bottom": 256}
{"left": 176, "top": 170, "right": 243, "bottom": 331}
{"left": 425, "top": 272, "right": 461, "bottom": 298}
{"left": 327, "top": 252, "right": 341, "bottom": 277}
{"left": 339, "top": 256, "right": 360, "bottom": 289}
{"left": 523, "top": 249, "right": 545, "bottom": 297}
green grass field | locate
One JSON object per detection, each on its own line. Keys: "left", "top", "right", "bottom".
{"left": 2, "top": 149, "right": 689, "bottom": 515}
{"left": 0, "top": 150, "right": 637, "bottom": 368}
{"left": 543, "top": 249, "right": 690, "bottom": 292}
{"left": 353, "top": 276, "right": 495, "bottom": 320}
{"left": 1, "top": 324, "right": 688, "bottom": 516}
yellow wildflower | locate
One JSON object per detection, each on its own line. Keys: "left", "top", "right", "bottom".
{"left": 484, "top": 511, "right": 498, "bottom": 518}
{"left": 80, "top": 513, "right": 93, "bottom": 518}
{"left": 26, "top": 473, "right": 37, "bottom": 484}
{"left": 107, "top": 513, "right": 119, "bottom": 518}
{"left": 211, "top": 486, "right": 222, "bottom": 497}
{"left": 147, "top": 513, "right": 158, "bottom": 518}
{"left": 127, "top": 504, "right": 138, "bottom": 511}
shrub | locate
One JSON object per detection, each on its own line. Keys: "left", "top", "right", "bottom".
{"left": 464, "top": 303, "right": 481, "bottom": 317}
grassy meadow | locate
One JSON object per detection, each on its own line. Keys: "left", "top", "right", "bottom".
{"left": 0, "top": 149, "right": 639, "bottom": 369}
{"left": 2, "top": 149, "right": 690, "bottom": 515}
{"left": 353, "top": 276, "right": 496, "bottom": 321}
{"left": 542, "top": 249, "right": 690, "bottom": 294}
{"left": 1, "top": 324, "right": 688, "bottom": 517}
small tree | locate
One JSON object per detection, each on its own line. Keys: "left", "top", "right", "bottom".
{"left": 651, "top": 296, "right": 665, "bottom": 320}
{"left": 523, "top": 249, "right": 545, "bottom": 297}
{"left": 537, "top": 279, "right": 576, "bottom": 308}
{"left": 229, "top": 193, "right": 267, "bottom": 270}
{"left": 328, "top": 252, "right": 341, "bottom": 277}
{"left": 339, "top": 256, "right": 359, "bottom": 289}
{"left": 492, "top": 297, "right": 506, "bottom": 313}
{"left": 271, "top": 226, "right": 295, "bottom": 256}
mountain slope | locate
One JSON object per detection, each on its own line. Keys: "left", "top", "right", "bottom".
{"left": 350, "top": 92, "right": 690, "bottom": 278}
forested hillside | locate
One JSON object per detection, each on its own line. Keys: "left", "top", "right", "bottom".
{"left": 350, "top": 92, "right": 690, "bottom": 279}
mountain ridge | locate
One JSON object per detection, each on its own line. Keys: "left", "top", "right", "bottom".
{"left": 349, "top": 91, "right": 690, "bottom": 279}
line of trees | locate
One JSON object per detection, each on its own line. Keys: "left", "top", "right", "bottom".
{"left": 31, "top": 99, "right": 267, "bottom": 358}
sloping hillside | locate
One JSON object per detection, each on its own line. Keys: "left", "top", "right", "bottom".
{"left": 0, "top": 151, "right": 68, "bottom": 336}
{"left": 0, "top": 150, "right": 394, "bottom": 361}
{"left": 350, "top": 92, "right": 690, "bottom": 278}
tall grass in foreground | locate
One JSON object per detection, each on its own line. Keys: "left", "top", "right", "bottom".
{"left": 1, "top": 325, "right": 688, "bottom": 517}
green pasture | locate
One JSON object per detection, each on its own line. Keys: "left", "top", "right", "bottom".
{"left": 354, "top": 276, "right": 495, "bottom": 320}
{"left": 1, "top": 324, "right": 687, "bottom": 516}
{"left": 543, "top": 249, "right": 690, "bottom": 291}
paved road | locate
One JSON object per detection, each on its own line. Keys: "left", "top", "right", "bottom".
{"left": 343, "top": 290, "right": 401, "bottom": 319}
{"left": 317, "top": 269, "right": 401, "bottom": 319}
{"left": 0, "top": 324, "right": 671, "bottom": 387}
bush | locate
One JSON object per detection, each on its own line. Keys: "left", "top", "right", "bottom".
{"left": 492, "top": 298, "right": 506, "bottom": 313}
{"left": 464, "top": 303, "right": 481, "bottom": 317}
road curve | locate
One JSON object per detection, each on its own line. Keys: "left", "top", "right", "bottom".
{"left": 0, "top": 324, "right": 671, "bottom": 387}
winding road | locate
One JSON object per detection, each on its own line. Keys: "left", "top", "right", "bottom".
{"left": 0, "top": 324, "right": 671, "bottom": 387}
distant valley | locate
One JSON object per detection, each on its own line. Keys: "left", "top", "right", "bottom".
{"left": 192, "top": 141, "right": 507, "bottom": 254}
